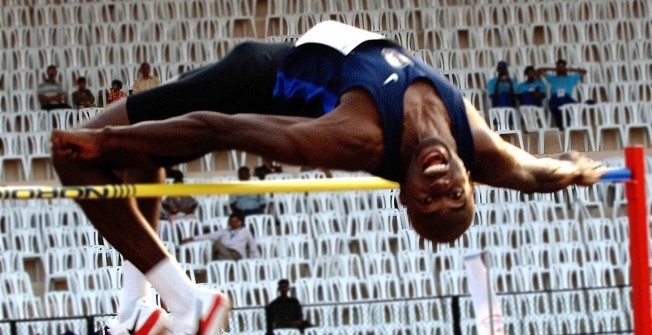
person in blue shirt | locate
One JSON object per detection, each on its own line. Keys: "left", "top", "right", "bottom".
{"left": 538, "top": 59, "right": 587, "bottom": 129}
{"left": 487, "top": 61, "right": 517, "bottom": 108}
{"left": 517, "top": 66, "right": 546, "bottom": 107}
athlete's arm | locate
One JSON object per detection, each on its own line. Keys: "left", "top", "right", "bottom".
{"left": 463, "top": 98, "right": 605, "bottom": 193}
{"left": 52, "top": 90, "right": 384, "bottom": 172}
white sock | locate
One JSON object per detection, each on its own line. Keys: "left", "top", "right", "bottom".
{"left": 118, "top": 261, "right": 148, "bottom": 321}
{"left": 145, "top": 257, "right": 197, "bottom": 319}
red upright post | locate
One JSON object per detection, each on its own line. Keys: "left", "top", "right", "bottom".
{"left": 625, "top": 146, "right": 651, "bottom": 335}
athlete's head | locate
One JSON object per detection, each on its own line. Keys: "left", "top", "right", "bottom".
{"left": 400, "top": 137, "right": 474, "bottom": 243}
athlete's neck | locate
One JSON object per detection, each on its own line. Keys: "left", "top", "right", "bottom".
{"left": 400, "top": 81, "right": 456, "bottom": 171}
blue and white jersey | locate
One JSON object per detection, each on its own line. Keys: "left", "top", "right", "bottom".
{"left": 273, "top": 21, "right": 474, "bottom": 182}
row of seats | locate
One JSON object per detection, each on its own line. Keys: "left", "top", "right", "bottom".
{"left": 3, "top": 0, "right": 647, "bottom": 31}
{"left": 3, "top": 285, "right": 631, "bottom": 334}
{"left": 489, "top": 103, "right": 652, "bottom": 153}
{"left": 1, "top": 44, "right": 649, "bottom": 113}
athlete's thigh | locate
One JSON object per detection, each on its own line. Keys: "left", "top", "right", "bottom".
{"left": 126, "top": 42, "right": 293, "bottom": 125}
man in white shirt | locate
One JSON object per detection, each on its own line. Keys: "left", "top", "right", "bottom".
{"left": 181, "top": 214, "right": 259, "bottom": 260}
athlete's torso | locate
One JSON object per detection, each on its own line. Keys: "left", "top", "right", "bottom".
{"left": 272, "top": 21, "right": 474, "bottom": 182}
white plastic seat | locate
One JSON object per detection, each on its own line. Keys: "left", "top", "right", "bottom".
{"left": 403, "top": 272, "right": 438, "bottom": 297}
{"left": 43, "top": 248, "right": 81, "bottom": 292}
{"left": 245, "top": 214, "right": 275, "bottom": 237}
{"left": 369, "top": 189, "right": 400, "bottom": 210}
{"left": 310, "top": 211, "right": 346, "bottom": 236}
{"left": 559, "top": 103, "right": 596, "bottom": 151}
{"left": 43, "top": 226, "right": 76, "bottom": 249}
{"left": 206, "top": 260, "right": 238, "bottom": 284}
{"left": 363, "top": 252, "right": 397, "bottom": 277}
{"left": 238, "top": 258, "right": 280, "bottom": 282}
{"left": 178, "top": 240, "right": 212, "bottom": 273}
{"left": 398, "top": 250, "right": 432, "bottom": 274}
{"left": 623, "top": 102, "right": 652, "bottom": 146}
{"left": 307, "top": 192, "right": 341, "bottom": 214}
{"left": 267, "top": 192, "right": 306, "bottom": 215}
{"left": 295, "top": 277, "right": 330, "bottom": 304}
{"left": 594, "top": 103, "right": 626, "bottom": 150}
{"left": 23, "top": 131, "right": 53, "bottom": 180}
{"left": 488, "top": 107, "right": 524, "bottom": 149}
{"left": 366, "top": 274, "right": 402, "bottom": 299}
{"left": 45, "top": 291, "right": 80, "bottom": 317}
{"left": 315, "top": 233, "right": 349, "bottom": 256}
{"left": 173, "top": 218, "right": 202, "bottom": 242}
{"left": 5, "top": 294, "right": 43, "bottom": 319}
{"left": 328, "top": 276, "right": 366, "bottom": 303}
{"left": 278, "top": 234, "right": 314, "bottom": 260}
{"left": 278, "top": 213, "right": 311, "bottom": 236}
{"left": 13, "top": 227, "right": 44, "bottom": 259}
{"left": 520, "top": 106, "right": 562, "bottom": 154}
{"left": 0, "top": 133, "right": 30, "bottom": 181}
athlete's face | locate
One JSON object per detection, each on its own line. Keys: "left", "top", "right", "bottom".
{"left": 400, "top": 138, "right": 474, "bottom": 243}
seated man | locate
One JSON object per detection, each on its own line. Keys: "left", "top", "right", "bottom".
{"left": 181, "top": 214, "right": 259, "bottom": 261}
{"left": 161, "top": 170, "right": 198, "bottom": 222}
{"left": 72, "top": 77, "right": 96, "bottom": 109}
{"left": 517, "top": 66, "right": 546, "bottom": 107}
{"left": 51, "top": 21, "right": 604, "bottom": 335}
{"left": 487, "top": 61, "right": 517, "bottom": 108}
{"left": 37, "top": 65, "right": 72, "bottom": 111}
{"left": 538, "top": 59, "right": 587, "bottom": 128}
{"left": 266, "top": 279, "right": 313, "bottom": 335}
{"left": 230, "top": 166, "right": 267, "bottom": 216}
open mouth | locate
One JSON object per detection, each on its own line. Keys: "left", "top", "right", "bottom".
{"left": 419, "top": 145, "right": 449, "bottom": 176}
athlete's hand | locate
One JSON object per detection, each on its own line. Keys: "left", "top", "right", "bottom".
{"left": 51, "top": 129, "right": 103, "bottom": 160}
{"left": 556, "top": 151, "right": 607, "bottom": 186}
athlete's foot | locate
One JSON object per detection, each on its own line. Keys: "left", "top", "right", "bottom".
{"left": 171, "top": 289, "right": 232, "bottom": 335}
{"left": 106, "top": 300, "right": 169, "bottom": 335}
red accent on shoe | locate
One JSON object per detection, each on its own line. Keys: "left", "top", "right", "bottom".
{"left": 134, "top": 309, "right": 162, "bottom": 335}
{"left": 198, "top": 294, "right": 223, "bottom": 335}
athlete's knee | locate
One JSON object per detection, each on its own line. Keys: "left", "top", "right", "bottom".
{"left": 229, "top": 41, "right": 261, "bottom": 59}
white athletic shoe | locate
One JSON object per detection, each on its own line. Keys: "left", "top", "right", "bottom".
{"left": 171, "top": 289, "right": 232, "bottom": 335}
{"left": 106, "top": 300, "right": 169, "bottom": 335}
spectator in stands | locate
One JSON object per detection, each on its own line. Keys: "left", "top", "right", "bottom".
{"left": 181, "top": 213, "right": 259, "bottom": 260}
{"left": 266, "top": 279, "right": 313, "bottom": 335}
{"left": 133, "top": 62, "right": 161, "bottom": 94}
{"left": 107, "top": 80, "right": 126, "bottom": 105}
{"left": 161, "top": 170, "right": 198, "bottom": 222}
{"left": 72, "top": 77, "right": 96, "bottom": 109}
{"left": 254, "top": 159, "right": 283, "bottom": 180}
{"left": 230, "top": 166, "right": 267, "bottom": 217}
{"left": 517, "top": 66, "right": 546, "bottom": 107}
{"left": 37, "top": 65, "right": 72, "bottom": 111}
{"left": 538, "top": 59, "right": 587, "bottom": 129}
{"left": 487, "top": 61, "right": 517, "bottom": 108}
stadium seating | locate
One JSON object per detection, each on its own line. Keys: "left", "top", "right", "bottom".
{"left": 0, "top": 0, "right": 651, "bottom": 333}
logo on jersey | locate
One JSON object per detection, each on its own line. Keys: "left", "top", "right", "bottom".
{"left": 381, "top": 48, "right": 413, "bottom": 69}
